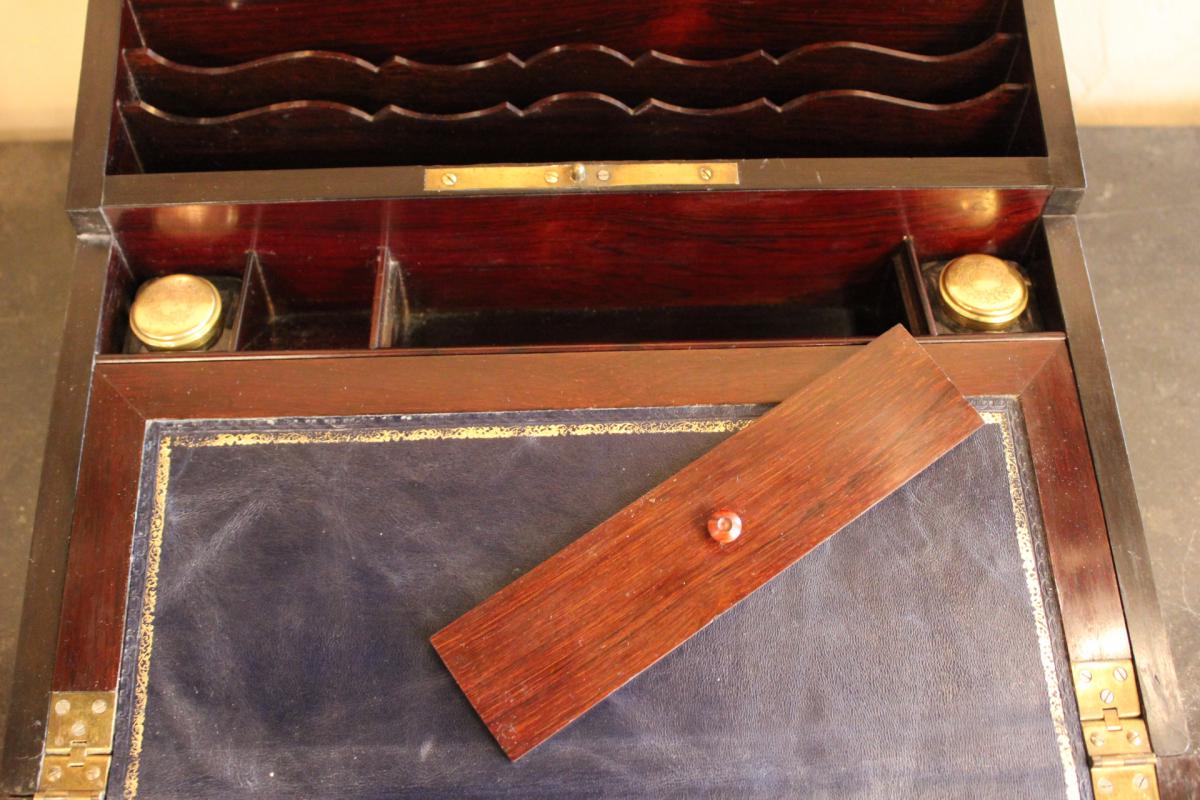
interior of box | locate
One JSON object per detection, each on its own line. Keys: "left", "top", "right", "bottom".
{"left": 99, "top": 191, "right": 1063, "bottom": 356}
{"left": 106, "top": 0, "right": 1047, "bottom": 173}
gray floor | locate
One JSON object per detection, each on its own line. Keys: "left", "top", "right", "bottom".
{"left": 0, "top": 131, "right": 1196, "bottom": 762}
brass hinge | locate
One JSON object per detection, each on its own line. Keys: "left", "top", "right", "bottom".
{"left": 425, "top": 161, "right": 740, "bottom": 192}
{"left": 34, "top": 691, "right": 117, "bottom": 800}
{"left": 1072, "top": 660, "right": 1158, "bottom": 799}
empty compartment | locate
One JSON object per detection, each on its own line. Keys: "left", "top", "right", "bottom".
{"left": 234, "top": 253, "right": 375, "bottom": 351}
{"left": 372, "top": 193, "right": 931, "bottom": 348}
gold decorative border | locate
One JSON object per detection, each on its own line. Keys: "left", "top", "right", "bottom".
{"left": 122, "top": 413, "right": 1080, "bottom": 799}
{"left": 122, "top": 418, "right": 748, "bottom": 799}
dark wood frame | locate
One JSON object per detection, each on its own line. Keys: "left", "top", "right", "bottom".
{"left": 64, "top": 0, "right": 1084, "bottom": 230}
{"left": 7, "top": 335, "right": 1113, "bottom": 767}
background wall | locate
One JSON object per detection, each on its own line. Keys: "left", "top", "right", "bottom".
{"left": 0, "top": 0, "right": 1197, "bottom": 140}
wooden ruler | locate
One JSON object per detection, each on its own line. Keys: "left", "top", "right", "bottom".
{"left": 432, "top": 325, "right": 983, "bottom": 759}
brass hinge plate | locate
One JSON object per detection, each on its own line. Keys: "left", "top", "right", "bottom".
{"left": 35, "top": 690, "right": 116, "bottom": 800}
{"left": 1071, "top": 660, "right": 1160, "bottom": 799}
{"left": 1072, "top": 659, "right": 1140, "bottom": 720}
{"left": 425, "top": 161, "right": 740, "bottom": 192}
{"left": 1091, "top": 762, "right": 1160, "bottom": 799}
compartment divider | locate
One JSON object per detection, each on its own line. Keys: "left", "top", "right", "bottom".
{"left": 118, "top": 84, "right": 1031, "bottom": 172}
{"left": 232, "top": 252, "right": 273, "bottom": 350}
{"left": 900, "top": 237, "right": 939, "bottom": 335}
{"left": 369, "top": 249, "right": 409, "bottom": 348}
{"left": 124, "top": 34, "right": 1023, "bottom": 117}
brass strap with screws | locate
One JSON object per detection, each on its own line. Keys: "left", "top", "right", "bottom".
{"left": 425, "top": 161, "right": 739, "bottom": 192}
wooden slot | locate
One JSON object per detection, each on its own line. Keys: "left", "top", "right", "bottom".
{"left": 116, "top": 85, "right": 1031, "bottom": 173}
{"left": 123, "top": 0, "right": 1013, "bottom": 65}
{"left": 431, "top": 326, "right": 984, "bottom": 759}
{"left": 124, "top": 35, "right": 1022, "bottom": 116}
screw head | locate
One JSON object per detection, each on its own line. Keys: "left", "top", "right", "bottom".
{"left": 699, "top": 166, "right": 714, "bottom": 181}
{"left": 1132, "top": 773, "right": 1149, "bottom": 791}
{"left": 54, "top": 699, "right": 71, "bottom": 715}
{"left": 91, "top": 698, "right": 108, "bottom": 715}
{"left": 1100, "top": 689, "right": 1116, "bottom": 704}
{"left": 85, "top": 765, "right": 102, "bottom": 782}
{"left": 1127, "top": 729, "right": 1143, "bottom": 747}
{"left": 597, "top": 169, "right": 611, "bottom": 181}
{"left": 707, "top": 510, "right": 743, "bottom": 544}
{"left": 1096, "top": 776, "right": 1114, "bottom": 794}
{"left": 1078, "top": 669, "right": 1093, "bottom": 685}
{"left": 441, "top": 173, "right": 458, "bottom": 187}
{"left": 545, "top": 171, "right": 559, "bottom": 184}
{"left": 1089, "top": 732, "right": 1106, "bottom": 747}
{"left": 70, "top": 720, "right": 88, "bottom": 738}
{"left": 46, "top": 765, "right": 63, "bottom": 782}
{"left": 569, "top": 163, "right": 587, "bottom": 183}
{"left": 1113, "top": 666, "right": 1129, "bottom": 682}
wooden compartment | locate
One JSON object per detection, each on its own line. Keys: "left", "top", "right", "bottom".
{"left": 97, "top": 187, "right": 1062, "bottom": 355}
{"left": 67, "top": 0, "right": 1082, "bottom": 213}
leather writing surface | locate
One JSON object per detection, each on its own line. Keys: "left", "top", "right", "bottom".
{"left": 109, "top": 401, "right": 1088, "bottom": 799}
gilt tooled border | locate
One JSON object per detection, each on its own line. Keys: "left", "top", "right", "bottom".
{"left": 121, "top": 417, "right": 751, "bottom": 800}
{"left": 120, "top": 412, "right": 1080, "bottom": 800}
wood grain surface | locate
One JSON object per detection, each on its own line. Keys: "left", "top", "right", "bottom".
{"left": 430, "top": 326, "right": 983, "bottom": 759}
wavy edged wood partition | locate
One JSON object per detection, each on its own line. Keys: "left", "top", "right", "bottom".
{"left": 120, "top": 85, "right": 1030, "bottom": 172}
{"left": 124, "top": 35, "right": 1022, "bottom": 115}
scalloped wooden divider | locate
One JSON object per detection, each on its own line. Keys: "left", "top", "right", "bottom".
{"left": 119, "top": 85, "right": 1030, "bottom": 172}
{"left": 124, "top": 35, "right": 1021, "bottom": 116}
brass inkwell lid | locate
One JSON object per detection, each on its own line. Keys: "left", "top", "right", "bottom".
{"left": 129, "top": 274, "right": 223, "bottom": 351}
{"left": 938, "top": 254, "right": 1029, "bottom": 331}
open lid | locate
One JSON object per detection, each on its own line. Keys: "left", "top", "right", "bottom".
{"left": 67, "top": 0, "right": 1081, "bottom": 222}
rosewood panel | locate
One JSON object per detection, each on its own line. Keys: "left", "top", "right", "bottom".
{"left": 431, "top": 328, "right": 982, "bottom": 758}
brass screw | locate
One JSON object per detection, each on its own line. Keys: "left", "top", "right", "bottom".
{"left": 1114, "top": 666, "right": 1129, "bottom": 682}
{"left": 1078, "top": 669, "right": 1093, "bottom": 685}
{"left": 570, "top": 163, "right": 587, "bottom": 183}
{"left": 597, "top": 169, "right": 611, "bottom": 181}
{"left": 699, "top": 166, "right": 714, "bottom": 181}
{"left": 46, "top": 765, "right": 63, "bottom": 783}
{"left": 1096, "top": 776, "right": 1114, "bottom": 795}
{"left": 441, "top": 173, "right": 458, "bottom": 187}
{"left": 71, "top": 720, "right": 88, "bottom": 738}
{"left": 545, "top": 171, "right": 560, "bottom": 184}
{"left": 1127, "top": 729, "right": 1143, "bottom": 747}
{"left": 1132, "top": 773, "right": 1150, "bottom": 791}
{"left": 54, "top": 699, "right": 71, "bottom": 715}
{"left": 1089, "top": 732, "right": 1106, "bottom": 747}
{"left": 85, "top": 765, "right": 102, "bottom": 782}
{"left": 1100, "top": 689, "right": 1116, "bottom": 704}
{"left": 91, "top": 698, "right": 108, "bottom": 715}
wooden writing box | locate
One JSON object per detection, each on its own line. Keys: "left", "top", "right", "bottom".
{"left": 4, "top": 0, "right": 1195, "bottom": 797}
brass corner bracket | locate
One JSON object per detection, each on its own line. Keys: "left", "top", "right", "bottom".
{"left": 35, "top": 690, "right": 117, "bottom": 800}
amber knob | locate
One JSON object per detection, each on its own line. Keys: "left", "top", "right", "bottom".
{"left": 707, "top": 510, "right": 743, "bottom": 544}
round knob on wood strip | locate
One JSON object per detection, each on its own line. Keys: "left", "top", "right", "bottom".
{"left": 707, "top": 510, "right": 743, "bottom": 544}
